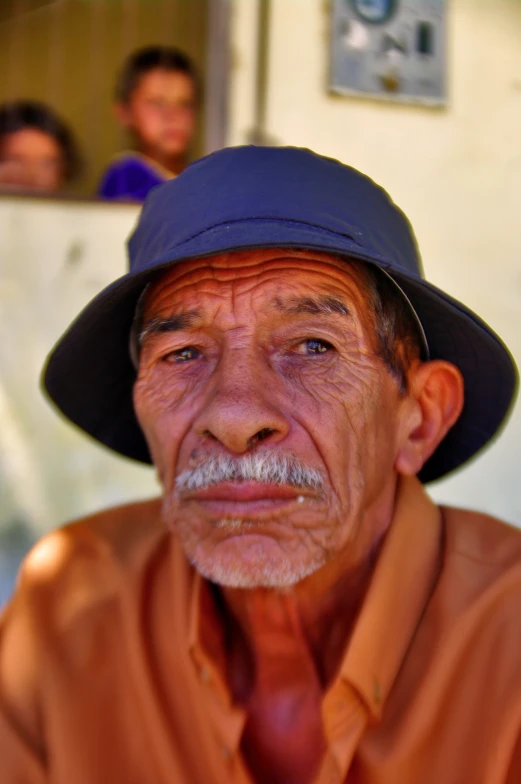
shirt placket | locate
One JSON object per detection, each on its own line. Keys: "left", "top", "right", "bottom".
{"left": 190, "top": 640, "right": 253, "bottom": 783}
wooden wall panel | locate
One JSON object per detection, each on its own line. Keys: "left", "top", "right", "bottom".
{"left": 0, "top": 0, "right": 208, "bottom": 195}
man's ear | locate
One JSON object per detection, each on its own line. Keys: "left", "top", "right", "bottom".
{"left": 395, "top": 360, "right": 464, "bottom": 477}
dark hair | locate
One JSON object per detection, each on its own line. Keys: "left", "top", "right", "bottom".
{"left": 0, "top": 100, "right": 81, "bottom": 183}
{"left": 351, "top": 260, "right": 425, "bottom": 393}
{"left": 115, "top": 46, "right": 200, "bottom": 105}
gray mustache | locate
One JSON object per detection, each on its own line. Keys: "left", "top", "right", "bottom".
{"left": 176, "top": 452, "right": 324, "bottom": 493}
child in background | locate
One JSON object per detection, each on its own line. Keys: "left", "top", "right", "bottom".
{"left": 0, "top": 100, "right": 81, "bottom": 193}
{"left": 98, "top": 46, "right": 200, "bottom": 202}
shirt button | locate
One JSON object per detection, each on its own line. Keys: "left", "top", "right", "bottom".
{"left": 221, "top": 745, "right": 231, "bottom": 760}
{"left": 199, "top": 666, "right": 211, "bottom": 683}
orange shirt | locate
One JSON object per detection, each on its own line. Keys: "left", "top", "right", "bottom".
{"left": 1, "top": 475, "right": 521, "bottom": 783}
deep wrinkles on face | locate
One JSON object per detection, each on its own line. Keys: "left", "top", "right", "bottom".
{"left": 288, "top": 343, "right": 390, "bottom": 552}
{"left": 138, "top": 278, "right": 375, "bottom": 504}
{"left": 133, "top": 250, "right": 406, "bottom": 587}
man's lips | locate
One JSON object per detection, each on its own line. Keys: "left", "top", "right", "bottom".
{"left": 180, "top": 481, "right": 314, "bottom": 517}
{"left": 185, "top": 481, "right": 304, "bottom": 502}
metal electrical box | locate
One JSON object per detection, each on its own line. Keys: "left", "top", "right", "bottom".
{"left": 330, "top": 0, "right": 447, "bottom": 106}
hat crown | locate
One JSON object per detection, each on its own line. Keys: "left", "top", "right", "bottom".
{"left": 128, "top": 145, "right": 423, "bottom": 279}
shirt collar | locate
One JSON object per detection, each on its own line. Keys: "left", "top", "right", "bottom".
{"left": 188, "top": 573, "right": 232, "bottom": 705}
{"left": 338, "top": 475, "right": 442, "bottom": 719}
{"left": 188, "top": 569, "right": 247, "bottom": 755}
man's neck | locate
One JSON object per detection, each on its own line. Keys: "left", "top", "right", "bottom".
{"left": 220, "top": 483, "right": 397, "bottom": 691}
{"left": 221, "top": 538, "right": 383, "bottom": 694}
{"left": 206, "top": 482, "right": 399, "bottom": 784}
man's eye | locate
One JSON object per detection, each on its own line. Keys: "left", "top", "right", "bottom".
{"left": 165, "top": 346, "right": 201, "bottom": 363}
{"left": 301, "top": 339, "right": 334, "bottom": 355}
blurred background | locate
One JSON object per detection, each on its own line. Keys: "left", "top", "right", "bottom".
{"left": 0, "top": 0, "right": 520, "bottom": 603}
{"left": 0, "top": 0, "right": 209, "bottom": 193}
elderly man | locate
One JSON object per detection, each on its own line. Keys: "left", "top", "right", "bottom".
{"left": 1, "top": 146, "right": 520, "bottom": 784}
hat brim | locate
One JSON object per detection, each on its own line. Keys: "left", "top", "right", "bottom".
{"left": 42, "top": 223, "right": 518, "bottom": 484}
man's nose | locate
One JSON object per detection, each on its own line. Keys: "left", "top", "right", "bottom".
{"left": 193, "top": 350, "right": 290, "bottom": 454}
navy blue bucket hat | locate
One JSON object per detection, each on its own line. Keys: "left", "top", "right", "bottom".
{"left": 43, "top": 146, "right": 518, "bottom": 483}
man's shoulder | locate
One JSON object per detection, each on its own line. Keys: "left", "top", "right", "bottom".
{"left": 442, "top": 504, "right": 521, "bottom": 569}
{"left": 0, "top": 499, "right": 172, "bottom": 730}
{"left": 435, "top": 504, "right": 521, "bottom": 634}
{"left": 66, "top": 495, "right": 165, "bottom": 553}
{"left": 10, "top": 498, "right": 166, "bottom": 627}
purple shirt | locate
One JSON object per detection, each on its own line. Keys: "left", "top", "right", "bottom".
{"left": 97, "top": 153, "right": 170, "bottom": 202}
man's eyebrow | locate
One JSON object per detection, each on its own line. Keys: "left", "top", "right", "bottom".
{"left": 138, "top": 310, "right": 202, "bottom": 345}
{"left": 272, "top": 295, "right": 351, "bottom": 317}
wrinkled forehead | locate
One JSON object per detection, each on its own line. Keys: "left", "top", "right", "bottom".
{"left": 143, "top": 248, "right": 372, "bottom": 312}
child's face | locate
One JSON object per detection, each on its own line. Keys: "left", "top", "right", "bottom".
{"left": 119, "top": 68, "right": 197, "bottom": 161}
{"left": 0, "top": 128, "right": 64, "bottom": 191}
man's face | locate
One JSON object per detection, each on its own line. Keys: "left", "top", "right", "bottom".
{"left": 134, "top": 250, "right": 412, "bottom": 588}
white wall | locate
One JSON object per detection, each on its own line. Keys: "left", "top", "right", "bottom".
{"left": 0, "top": 197, "right": 159, "bottom": 536}
{"left": 1, "top": 0, "right": 520, "bottom": 537}
{"left": 229, "top": 0, "right": 521, "bottom": 524}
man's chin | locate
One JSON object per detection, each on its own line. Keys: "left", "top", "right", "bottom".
{"left": 186, "top": 539, "right": 326, "bottom": 589}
